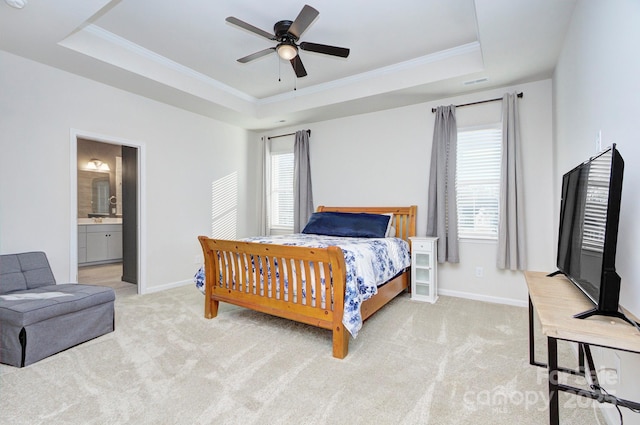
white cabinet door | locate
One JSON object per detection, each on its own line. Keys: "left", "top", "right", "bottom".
{"left": 107, "top": 231, "right": 123, "bottom": 260}
{"left": 84, "top": 224, "right": 123, "bottom": 263}
{"left": 86, "top": 232, "right": 109, "bottom": 263}
{"left": 78, "top": 225, "right": 87, "bottom": 264}
{"left": 409, "top": 237, "right": 439, "bottom": 303}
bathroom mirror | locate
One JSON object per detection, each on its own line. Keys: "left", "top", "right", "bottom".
{"left": 92, "top": 177, "right": 110, "bottom": 215}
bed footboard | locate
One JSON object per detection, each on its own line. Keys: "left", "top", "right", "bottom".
{"left": 198, "top": 236, "right": 351, "bottom": 358}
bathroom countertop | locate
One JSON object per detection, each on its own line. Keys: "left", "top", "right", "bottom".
{"left": 78, "top": 218, "right": 122, "bottom": 225}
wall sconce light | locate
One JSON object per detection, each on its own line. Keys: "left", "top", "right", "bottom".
{"left": 87, "top": 158, "right": 110, "bottom": 171}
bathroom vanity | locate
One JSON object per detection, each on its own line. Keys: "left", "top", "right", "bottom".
{"left": 78, "top": 219, "right": 122, "bottom": 265}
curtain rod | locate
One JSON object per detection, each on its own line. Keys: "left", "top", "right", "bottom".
{"left": 431, "top": 92, "right": 523, "bottom": 113}
{"left": 267, "top": 129, "right": 311, "bottom": 140}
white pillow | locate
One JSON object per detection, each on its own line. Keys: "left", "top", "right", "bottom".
{"left": 387, "top": 226, "right": 396, "bottom": 238}
{"left": 383, "top": 213, "right": 395, "bottom": 237}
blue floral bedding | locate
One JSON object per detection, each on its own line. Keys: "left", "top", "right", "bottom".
{"left": 194, "top": 234, "right": 410, "bottom": 337}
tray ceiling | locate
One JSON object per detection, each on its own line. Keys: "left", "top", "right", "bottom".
{"left": 0, "top": 0, "right": 576, "bottom": 130}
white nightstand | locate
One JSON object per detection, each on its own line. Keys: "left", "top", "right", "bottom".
{"left": 409, "top": 237, "right": 438, "bottom": 303}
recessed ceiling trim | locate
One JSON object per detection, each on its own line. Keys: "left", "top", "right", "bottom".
{"left": 257, "top": 42, "right": 482, "bottom": 106}
{"left": 61, "top": 24, "right": 257, "bottom": 104}
{"left": 59, "top": 21, "right": 483, "bottom": 122}
{"left": 250, "top": 41, "right": 484, "bottom": 121}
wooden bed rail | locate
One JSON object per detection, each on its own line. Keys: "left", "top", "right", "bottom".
{"left": 198, "top": 236, "right": 350, "bottom": 358}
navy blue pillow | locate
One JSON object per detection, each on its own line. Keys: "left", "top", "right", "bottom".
{"left": 301, "top": 212, "right": 391, "bottom": 238}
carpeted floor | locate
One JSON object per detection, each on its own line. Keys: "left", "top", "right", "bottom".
{"left": 0, "top": 272, "right": 607, "bottom": 424}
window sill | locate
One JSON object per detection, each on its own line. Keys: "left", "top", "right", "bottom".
{"left": 269, "top": 228, "right": 294, "bottom": 236}
{"left": 458, "top": 237, "right": 497, "bottom": 245}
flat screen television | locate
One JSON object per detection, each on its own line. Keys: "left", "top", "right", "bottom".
{"left": 551, "top": 144, "right": 631, "bottom": 323}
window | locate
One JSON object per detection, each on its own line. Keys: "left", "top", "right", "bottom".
{"left": 267, "top": 137, "right": 294, "bottom": 233}
{"left": 456, "top": 125, "right": 502, "bottom": 239}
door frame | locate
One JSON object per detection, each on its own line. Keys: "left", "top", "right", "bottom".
{"left": 69, "top": 129, "right": 146, "bottom": 294}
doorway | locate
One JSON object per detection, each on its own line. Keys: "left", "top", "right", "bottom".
{"left": 71, "top": 130, "right": 143, "bottom": 293}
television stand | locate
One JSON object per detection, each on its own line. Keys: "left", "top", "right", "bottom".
{"left": 526, "top": 271, "right": 640, "bottom": 425}
{"left": 574, "top": 307, "right": 640, "bottom": 327}
{"left": 546, "top": 270, "right": 640, "bottom": 327}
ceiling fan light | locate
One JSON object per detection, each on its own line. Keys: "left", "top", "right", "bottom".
{"left": 277, "top": 44, "right": 298, "bottom": 60}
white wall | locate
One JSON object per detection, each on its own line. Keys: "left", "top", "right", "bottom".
{"left": 0, "top": 48, "right": 553, "bottom": 305}
{"left": 272, "top": 79, "right": 555, "bottom": 306}
{"left": 554, "top": 1, "right": 640, "bottom": 423}
{"left": 0, "top": 50, "right": 257, "bottom": 292}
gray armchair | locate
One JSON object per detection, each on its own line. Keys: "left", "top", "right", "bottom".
{"left": 0, "top": 252, "right": 115, "bottom": 367}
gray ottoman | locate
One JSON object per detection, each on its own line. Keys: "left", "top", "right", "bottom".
{"left": 0, "top": 252, "right": 115, "bottom": 367}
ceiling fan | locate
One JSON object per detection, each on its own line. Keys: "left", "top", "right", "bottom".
{"left": 226, "top": 4, "right": 350, "bottom": 78}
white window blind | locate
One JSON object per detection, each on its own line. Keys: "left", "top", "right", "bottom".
{"left": 456, "top": 126, "right": 502, "bottom": 239}
{"left": 268, "top": 136, "right": 295, "bottom": 232}
{"left": 582, "top": 149, "right": 612, "bottom": 253}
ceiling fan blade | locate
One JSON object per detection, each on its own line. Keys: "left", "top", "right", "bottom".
{"left": 290, "top": 55, "right": 307, "bottom": 78}
{"left": 299, "top": 42, "right": 350, "bottom": 58}
{"left": 226, "top": 16, "right": 275, "bottom": 40}
{"left": 288, "top": 5, "right": 319, "bottom": 39}
{"left": 237, "top": 47, "right": 276, "bottom": 63}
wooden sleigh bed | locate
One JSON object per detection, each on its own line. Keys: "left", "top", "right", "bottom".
{"left": 198, "top": 205, "right": 417, "bottom": 359}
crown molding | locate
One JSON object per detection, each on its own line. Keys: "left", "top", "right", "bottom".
{"left": 256, "top": 42, "right": 482, "bottom": 106}
{"left": 63, "top": 24, "right": 257, "bottom": 103}
{"left": 60, "top": 24, "right": 482, "bottom": 121}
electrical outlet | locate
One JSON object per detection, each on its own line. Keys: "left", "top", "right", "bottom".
{"left": 194, "top": 254, "right": 201, "bottom": 264}
{"left": 475, "top": 267, "right": 484, "bottom": 278}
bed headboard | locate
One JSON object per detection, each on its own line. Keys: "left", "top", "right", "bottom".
{"left": 315, "top": 206, "right": 417, "bottom": 242}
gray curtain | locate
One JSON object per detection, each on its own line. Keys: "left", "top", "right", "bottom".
{"left": 497, "top": 93, "right": 526, "bottom": 270}
{"left": 293, "top": 130, "right": 313, "bottom": 232}
{"left": 259, "top": 136, "right": 269, "bottom": 236}
{"left": 427, "top": 105, "right": 459, "bottom": 263}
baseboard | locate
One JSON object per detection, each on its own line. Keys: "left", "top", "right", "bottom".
{"left": 438, "top": 289, "right": 527, "bottom": 308}
{"left": 142, "top": 279, "right": 193, "bottom": 294}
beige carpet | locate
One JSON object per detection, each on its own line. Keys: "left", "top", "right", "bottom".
{"left": 0, "top": 278, "right": 607, "bottom": 424}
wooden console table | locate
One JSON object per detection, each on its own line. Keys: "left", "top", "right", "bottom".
{"left": 525, "top": 271, "right": 640, "bottom": 425}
